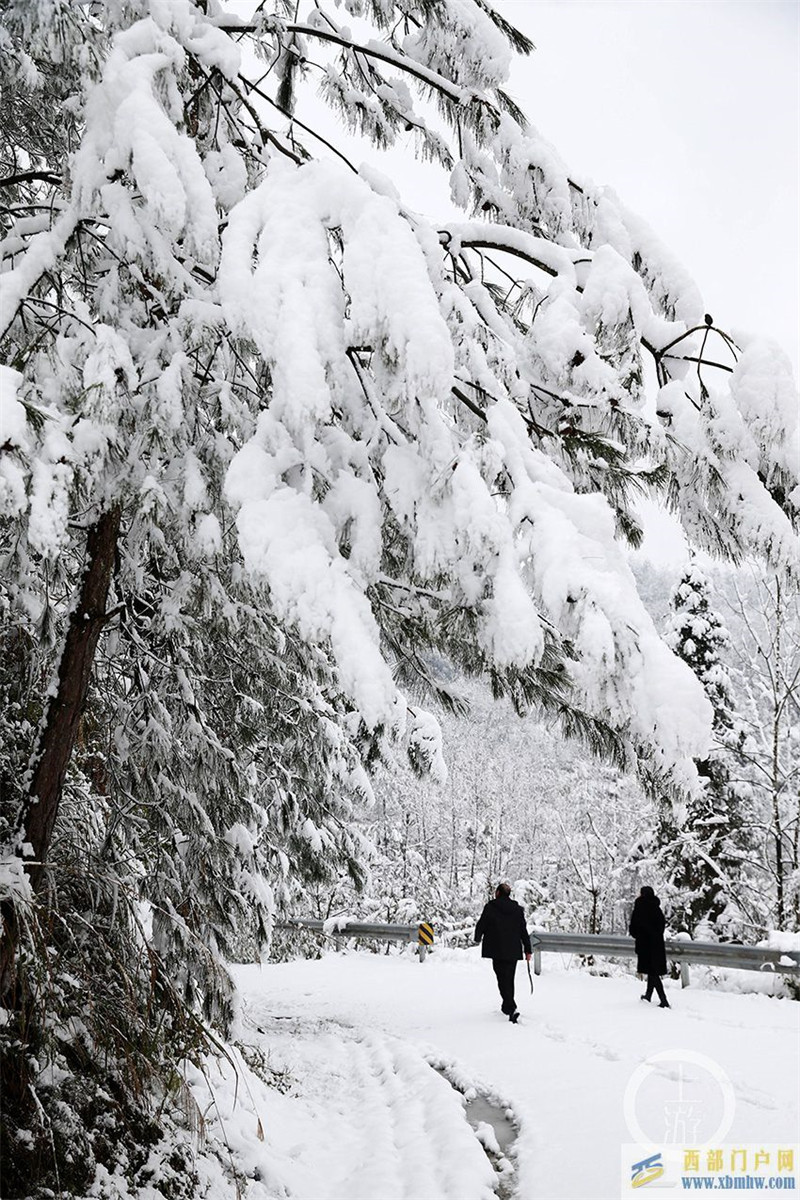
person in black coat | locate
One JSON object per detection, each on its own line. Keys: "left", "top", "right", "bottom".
{"left": 629, "top": 885, "right": 670, "bottom": 1007}
{"left": 475, "top": 882, "right": 532, "bottom": 1022}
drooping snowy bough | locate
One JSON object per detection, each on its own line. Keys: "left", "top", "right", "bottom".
{"left": 0, "top": 0, "right": 797, "bottom": 1191}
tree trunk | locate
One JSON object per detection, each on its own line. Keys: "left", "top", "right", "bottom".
{"left": 0, "top": 505, "right": 121, "bottom": 1002}
{"left": 773, "top": 786, "right": 785, "bottom": 929}
{"left": 25, "top": 505, "right": 121, "bottom": 890}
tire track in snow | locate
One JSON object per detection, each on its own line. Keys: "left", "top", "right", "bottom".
{"left": 240, "top": 1011, "right": 499, "bottom": 1199}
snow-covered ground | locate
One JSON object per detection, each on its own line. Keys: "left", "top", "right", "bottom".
{"left": 185, "top": 948, "right": 799, "bottom": 1200}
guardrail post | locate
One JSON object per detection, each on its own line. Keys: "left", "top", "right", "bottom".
{"left": 417, "top": 922, "right": 433, "bottom": 963}
{"left": 534, "top": 948, "right": 542, "bottom": 976}
{"left": 672, "top": 931, "right": 692, "bottom": 988}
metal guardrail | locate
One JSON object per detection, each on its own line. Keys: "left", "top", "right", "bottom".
{"left": 528, "top": 930, "right": 800, "bottom": 987}
{"left": 275, "top": 918, "right": 435, "bottom": 960}
{"left": 274, "top": 919, "right": 800, "bottom": 985}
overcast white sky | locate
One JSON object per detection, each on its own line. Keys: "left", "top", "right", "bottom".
{"left": 498, "top": 0, "right": 800, "bottom": 375}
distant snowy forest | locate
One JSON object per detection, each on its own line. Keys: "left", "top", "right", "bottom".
{"left": 0, "top": 0, "right": 797, "bottom": 1197}
{"left": 320, "top": 562, "right": 799, "bottom": 944}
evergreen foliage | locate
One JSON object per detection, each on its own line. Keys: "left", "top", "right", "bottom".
{"left": 0, "top": 0, "right": 797, "bottom": 1193}
{"left": 660, "top": 563, "right": 751, "bottom": 934}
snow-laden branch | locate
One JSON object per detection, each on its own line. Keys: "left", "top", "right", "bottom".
{"left": 0, "top": 208, "right": 78, "bottom": 340}
{"left": 217, "top": 19, "right": 483, "bottom": 108}
{"left": 0, "top": 170, "right": 61, "bottom": 189}
{"left": 439, "top": 222, "right": 583, "bottom": 280}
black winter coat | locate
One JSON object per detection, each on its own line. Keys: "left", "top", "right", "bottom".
{"left": 475, "top": 896, "right": 532, "bottom": 960}
{"left": 629, "top": 896, "right": 667, "bottom": 976}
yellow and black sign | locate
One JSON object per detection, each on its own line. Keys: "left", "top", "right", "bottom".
{"left": 418, "top": 922, "right": 434, "bottom": 947}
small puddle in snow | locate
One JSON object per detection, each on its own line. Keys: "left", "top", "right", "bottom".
{"left": 432, "top": 1066, "right": 517, "bottom": 1195}
{"left": 464, "top": 1092, "right": 516, "bottom": 1156}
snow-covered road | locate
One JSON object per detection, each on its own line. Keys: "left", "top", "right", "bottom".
{"left": 186, "top": 949, "right": 799, "bottom": 1200}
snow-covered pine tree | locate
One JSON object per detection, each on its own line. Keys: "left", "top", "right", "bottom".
{"left": 661, "top": 562, "right": 751, "bottom": 934}
{"left": 0, "top": 0, "right": 798, "bottom": 1192}
{"left": 725, "top": 572, "right": 800, "bottom": 930}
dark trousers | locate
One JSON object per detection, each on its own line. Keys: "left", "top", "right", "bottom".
{"left": 644, "top": 973, "right": 667, "bottom": 1004}
{"left": 492, "top": 958, "right": 518, "bottom": 1014}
